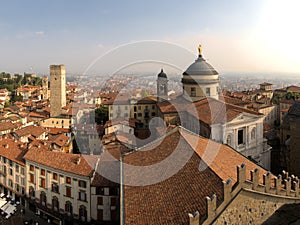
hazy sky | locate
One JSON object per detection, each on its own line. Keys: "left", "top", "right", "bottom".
{"left": 1, "top": 0, "right": 300, "bottom": 75}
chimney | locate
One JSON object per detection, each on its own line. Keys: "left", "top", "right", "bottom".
{"left": 75, "top": 156, "right": 81, "bottom": 165}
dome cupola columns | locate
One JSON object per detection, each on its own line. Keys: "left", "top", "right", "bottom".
{"left": 182, "top": 44, "right": 220, "bottom": 102}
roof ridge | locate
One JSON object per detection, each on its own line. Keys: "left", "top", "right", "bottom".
{"left": 124, "top": 126, "right": 180, "bottom": 156}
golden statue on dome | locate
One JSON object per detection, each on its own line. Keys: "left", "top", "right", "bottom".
{"left": 198, "top": 44, "right": 202, "bottom": 56}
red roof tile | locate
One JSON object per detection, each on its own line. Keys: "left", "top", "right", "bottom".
{"left": 24, "top": 148, "right": 96, "bottom": 177}
{"left": 123, "top": 127, "right": 269, "bottom": 224}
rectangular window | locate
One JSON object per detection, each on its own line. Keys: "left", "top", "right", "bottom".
{"left": 9, "top": 168, "right": 13, "bottom": 176}
{"left": 2, "top": 166, "right": 6, "bottom": 175}
{"left": 30, "top": 174, "right": 34, "bottom": 183}
{"left": 79, "top": 191, "right": 86, "bottom": 201}
{"left": 109, "top": 188, "right": 118, "bottom": 196}
{"left": 138, "top": 106, "right": 141, "bottom": 110}
{"left": 78, "top": 180, "right": 86, "bottom": 188}
{"left": 8, "top": 179, "right": 13, "bottom": 187}
{"left": 96, "top": 187, "right": 104, "bottom": 195}
{"left": 53, "top": 173, "right": 58, "bottom": 180}
{"left": 52, "top": 183, "right": 59, "bottom": 193}
{"left": 9, "top": 160, "right": 12, "bottom": 167}
{"left": 30, "top": 165, "right": 34, "bottom": 171}
{"left": 97, "top": 197, "right": 103, "bottom": 205}
{"left": 66, "top": 177, "right": 71, "bottom": 184}
{"left": 15, "top": 175, "right": 19, "bottom": 184}
{"left": 41, "top": 169, "right": 45, "bottom": 176}
{"left": 15, "top": 184, "right": 20, "bottom": 192}
{"left": 21, "top": 167, "right": 25, "bottom": 175}
{"left": 191, "top": 87, "right": 196, "bottom": 97}
{"left": 206, "top": 87, "right": 211, "bottom": 96}
{"left": 15, "top": 165, "right": 19, "bottom": 173}
{"left": 21, "top": 177, "right": 25, "bottom": 186}
{"left": 40, "top": 178, "right": 45, "bottom": 188}
{"left": 66, "top": 186, "right": 72, "bottom": 197}
{"left": 238, "top": 129, "right": 244, "bottom": 145}
{"left": 111, "top": 197, "right": 117, "bottom": 206}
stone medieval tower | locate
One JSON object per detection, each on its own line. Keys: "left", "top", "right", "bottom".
{"left": 50, "top": 65, "right": 66, "bottom": 117}
{"left": 42, "top": 75, "right": 49, "bottom": 100}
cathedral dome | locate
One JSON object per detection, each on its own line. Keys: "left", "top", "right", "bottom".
{"left": 183, "top": 45, "right": 218, "bottom": 76}
{"left": 184, "top": 56, "right": 218, "bottom": 75}
{"left": 181, "top": 44, "right": 220, "bottom": 102}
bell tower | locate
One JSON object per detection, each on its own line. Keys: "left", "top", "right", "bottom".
{"left": 157, "top": 69, "right": 168, "bottom": 102}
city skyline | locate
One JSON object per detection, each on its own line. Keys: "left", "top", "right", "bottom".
{"left": 1, "top": 0, "right": 300, "bottom": 75}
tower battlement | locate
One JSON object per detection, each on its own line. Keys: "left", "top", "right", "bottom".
{"left": 189, "top": 164, "right": 300, "bottom": 225}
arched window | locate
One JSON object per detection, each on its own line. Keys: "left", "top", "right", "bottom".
{"left": 40, "top": 191, "right": 47, "bottom": 207}
{"left": 29, "top": 186, "right": 35, "bottom": 198}
{"left": 251, "top": 128, "right": 256, "bottom": 140}
{"left": 79, "top": 205, "right": 87, "bottom": 222}
{"left": 65, "top": 201, "right": 73, "bottom": 216}
{"left": 52, "top": 196, "right": 59, "bottom": 212}
{"left": 226, "top": 135, "right": 232, "bottom": 146}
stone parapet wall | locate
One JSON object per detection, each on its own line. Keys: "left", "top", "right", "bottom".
{"left": 189, "top": 164, "right": 300, "bottom": 225}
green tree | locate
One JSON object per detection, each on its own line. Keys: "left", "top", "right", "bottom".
{"left": 95, "top": 106, "right": 109, "bottom": 125}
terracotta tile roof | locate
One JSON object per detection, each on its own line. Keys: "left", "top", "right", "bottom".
{"left": 136, "top": 96, "right": 157, "bottom": 104}
{"left": 48, "top": 133, "right": 69, "bottom": 147}
{"left": 260, "top": 82, "right": 273, "bottom": 86}
{"left": 24, "top": 148, "right": 95, "bottom": 177}
{"left": 0, "top": 139, "right": 27, "bottom": 166}
{"left": 29, "top": 112, "right": 46, "bottom": 118}
{"left": 222, "top": 95, "right": 245, "bottom": 105}
{"left": 158, "top": 96, "right": 262, "bottom": 125}
{"left": 14, "top": 125, "right": 47, "bottom": 138}
{"left": 180, "top": 128, "right": 269, "bottom": 183}
{"left": 48, "top": 127, "right": 70, "bottom": 135}
{"left": 123, "top": 130, "right": 224, "bottom": 224}
{"left": 91, "top": 153, "right": 120, "bottom": 187}
{"left": 91, "top": 172, "right": 119, "bottom": 187}
{"left": 188, "top": 98, "right": 262, "bottom": 125}
{"left": 7, "top": 116, "right": 20, "bottom": 122}
{"left": 286, "top": 85, "right": 300, "bottom": 93}
{"left": 104, "top": 118, "right": 138, "bottom": 128}
{"left": 157, "top": 96, "right": 189, "bottom": 114}
{"left": 123, "top": 127, "right": 270, "bottom": 224}
{"left": 0, "top": 121, "right": 18, "bottom": 132}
